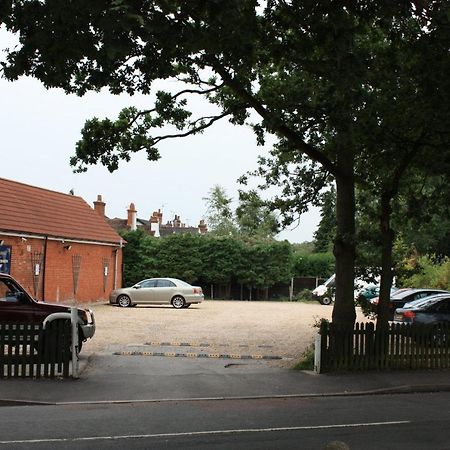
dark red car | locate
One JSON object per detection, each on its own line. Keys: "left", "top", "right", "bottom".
{"left": 0, "top": 273, "right": 95, "bottom": 351}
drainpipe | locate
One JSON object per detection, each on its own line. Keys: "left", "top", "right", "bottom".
{"left": 42, "top": 236, "right": 48, "bottom": 302}
{"left": 113, "top": 238, "right": 123, "bottom": 289}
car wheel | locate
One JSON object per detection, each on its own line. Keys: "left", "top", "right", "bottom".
{"left": 171, "top": 296, "right": 185, "bottom": 309}
{"left": 117, "top": 295, "right": 132, "bottom": 307}
{"left": 320, "top": 296, "right": 333, "bottom": 305}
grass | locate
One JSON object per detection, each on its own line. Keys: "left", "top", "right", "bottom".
{"left": 293, "top": 343, "right": 315, "bottom": 370}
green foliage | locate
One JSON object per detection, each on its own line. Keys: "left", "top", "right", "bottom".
{"left": 120, "top": 230, "right": 293, "bottom": 291}
{"left": 236, "top": 190, "right": 279, "bottom": 238}
{"left": 293, "top": 344, "right": 315, "bottom": 371}
{"left": 293, "top": 253, "right": 334, "bottom": 278}
{"left": 120, "top": 229, "right": 159, "bottom": 285}
{"left": 292, "top": 241, "right": 315, "bottom": 255}
{"left": 200, "top": 236, "right": 243, "bottom": 285}
{"left": 203, "top": 185, "right": 238, "bottom": 237}
{"left": 399, "top": 255, "right": 450, "bottom": 290}
{"left": 156, "top": 233, "right": 203, "bottom": 284}
{"left": 313, "top": 187, "right": 336, "bottom": 253}
{"left": 234, "top": 238, "right": 293, "bottom": 289}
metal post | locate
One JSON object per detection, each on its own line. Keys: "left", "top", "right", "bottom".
{"left": 70, "top": 307, "right": 79, "bottom": 379}
{"left": 289, "top": 277, "right": 294, "bottom": 301}
{"left": 314, "top": 333, "right": 322, "bottom": 374}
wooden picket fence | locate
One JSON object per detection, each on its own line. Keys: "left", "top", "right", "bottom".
{"left": 319, "top": 321, "right": 450, "bottom": 372}
{"left": 0, "top": 320, "right": 72, "bottom": 378}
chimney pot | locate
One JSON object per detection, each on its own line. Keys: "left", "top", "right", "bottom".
{"left": 94, "top": 195, "right": 106, "bottom": 217}
{"left": 127, "top": 202, "right": 137, "bottom": 230}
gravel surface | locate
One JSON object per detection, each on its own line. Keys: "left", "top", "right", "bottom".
{"left": 83, "top": 300, "right": 368, "bottom": 368}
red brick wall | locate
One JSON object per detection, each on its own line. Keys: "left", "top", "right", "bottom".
{"left": 0, "top": 235, "right": 122, "bottom": 304}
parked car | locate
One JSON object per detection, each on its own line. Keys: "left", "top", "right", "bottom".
{"left": 394, "top": 293, "right": 450, "bottom": 325}
{"left": 313, "top": 273, "right": 383, "bottom": 306}
{"left": 370, "top": 288, "right": 449, "bottom": 319}
{"left": 110, "top": 278, "right": 204, "bottom": 308}
{"left": 0, "top": 273, "right": 95, "bottom": 351}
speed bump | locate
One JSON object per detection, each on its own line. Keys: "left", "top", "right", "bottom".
{"left": 113, "top": 351, "right": 282, "bottom": 360}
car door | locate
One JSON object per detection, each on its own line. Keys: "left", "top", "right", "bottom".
{"left": 131, "top": 279, "right": 158, "bottom": 304}
{"left": 429, "top": 298, "right": 450, "bottom": 324}
{"left": 153, "top": 279, "right": 177, "bottom": 304}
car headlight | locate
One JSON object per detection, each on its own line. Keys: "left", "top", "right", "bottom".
{"left": 78, "top": 309, "right": 93, "bottom": 324}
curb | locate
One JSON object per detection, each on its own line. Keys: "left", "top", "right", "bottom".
{"left": 2, "top": 384, "right": 450, "bottom": 407}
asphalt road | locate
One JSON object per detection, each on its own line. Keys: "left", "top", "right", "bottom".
{"left": 1, "top": 392, "right": 449, "bottom": 449}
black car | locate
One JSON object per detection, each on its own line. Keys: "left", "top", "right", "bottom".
{"left": 370, "top": 288, "right": 449, "bottom": 319}
{"left": 394, "top": 293, "right": 450, "bottom": 325}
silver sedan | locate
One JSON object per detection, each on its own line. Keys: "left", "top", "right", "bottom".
{"left": 109, "top": 278, "right": 204, "bottom": 309}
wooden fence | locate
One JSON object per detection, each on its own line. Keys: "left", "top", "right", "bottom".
{"left": 0, "top": 320, "right": 72, "bottom": 378}
{"left": 319, "top": 321, "right": 450, "bottom": 372}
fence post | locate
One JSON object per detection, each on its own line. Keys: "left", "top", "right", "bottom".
{"left": 289, "top": 277, "right": 294, "bottom": 301}
{"left": 314, "top": 333, "right": 322, "bottom": 373}
{"left": 70, "top": 307, "right": 79, "bottom": 379}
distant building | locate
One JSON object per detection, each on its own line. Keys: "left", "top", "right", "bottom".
{"left": 0, "top": 179, "right": 124, "bottom": 304}
{"left": 99, "top": 198, "right": 207, "bottom": 237}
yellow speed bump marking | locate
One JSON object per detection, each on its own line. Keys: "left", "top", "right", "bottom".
{"left": 186, "top": 353, "right": 197, "bottom": 358}
{"left": 208, "top": 354, "right": 220, "bottom": 358}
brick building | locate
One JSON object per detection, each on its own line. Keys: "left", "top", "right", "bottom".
{"left": 0, "top": 178, "right": 123, "bottom": 304}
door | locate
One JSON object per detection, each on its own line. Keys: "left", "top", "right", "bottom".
{"left": 153, "top": 279, "right": 177, "bottom": 304}
{"left": 0, "top": 278, "right": 36, "bottom": 322}
{"left": 131, "top": 279, "right": 158, "bottom": 304}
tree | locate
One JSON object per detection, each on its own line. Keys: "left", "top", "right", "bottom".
{"left": 156, "top": 233, "right": 203, "bottom": 284}
{"left": 203, "top": 185, "right": 237, "bottom": 237}
{"left": 3, "top": 1, "right": 440, "bottom": 328}
{"left": 313, "top": 187, "right": 336, "bottom": 253}
{"left": 200, "top": 235, "right": 243, "bottom": 298}
{"left": 120, "top": 229, "right": 159, "bottom": 285}
{"left": 236, "top": 190, "right": 279, "bottom": 238}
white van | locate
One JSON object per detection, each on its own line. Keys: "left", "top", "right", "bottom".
{"left": 312, "top": 273, "right": 380, "bottom": 305}
{"left": 312, "top": 274, "right": 335, "bottom": 305}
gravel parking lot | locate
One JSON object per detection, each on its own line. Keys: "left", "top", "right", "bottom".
{"left": 83, "top": 300, "right": 368, "bottom": 368}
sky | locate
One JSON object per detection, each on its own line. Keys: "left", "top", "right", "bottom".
{"left": 0, "top": 28, "right": 320, "bottom": 243}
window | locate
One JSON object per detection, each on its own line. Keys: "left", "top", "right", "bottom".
{"left": 0, "top": 279, "right": 21, "bottom": 302}
{"left": 140, "top": 280, "right": 157, "bottom": 288}
{"left": 157, "top": 279, "right": 176, "bottom": 288}
{"left": 432, "top": 299, "right": 450, "bottom": 313}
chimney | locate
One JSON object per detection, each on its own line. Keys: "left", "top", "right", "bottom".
{"left": 198, "top": 219, "right": 208, "bottom": 234}
{"left": 94, "top": 195, "right": 106, "bottom": 217}
{"left": 150, "top": 211, "right": 160, "bottom": 237}
{"left": 127, "top": 202, "right": 137, "bottom": 231}
{"left": 174, "top": 215, "right": 181, "bottom": 228}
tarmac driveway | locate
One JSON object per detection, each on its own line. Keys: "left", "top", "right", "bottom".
{"left": 83, "top": 300, "right": 367, "bottom": 367}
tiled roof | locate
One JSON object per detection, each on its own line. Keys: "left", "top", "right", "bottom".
{"left": 0, "top": 178, "right": 122, "bottom": 244}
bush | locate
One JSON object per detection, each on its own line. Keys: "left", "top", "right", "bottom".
{"left": 293, "top": 252, "right": 334, "bottom": 278}
{"left": 293, "top": 289, "right": 314, "bottom": 302}
{"left": 400, "top": 255, "right": 450, "bottom": 290}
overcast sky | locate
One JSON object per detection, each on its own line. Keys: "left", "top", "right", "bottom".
{"left": 0, "top": 28, "right": 320, "bottom": 243}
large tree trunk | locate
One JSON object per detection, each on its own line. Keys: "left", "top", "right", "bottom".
{"left": 332, "top": 157, "right": 357, "bottom": 329}
{"left": 377, "top": 192, "right": 395, "bottom": 327}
